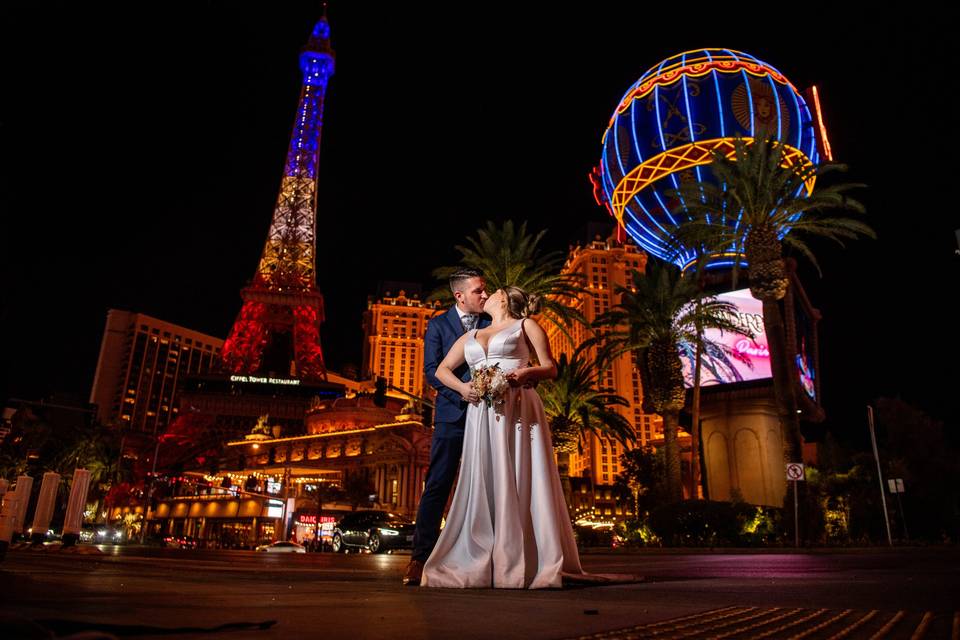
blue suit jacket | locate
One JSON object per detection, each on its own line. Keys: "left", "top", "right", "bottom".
{"left": 424, "top": 306, "right": 490, "bottom": 428}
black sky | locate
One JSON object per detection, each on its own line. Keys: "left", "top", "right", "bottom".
{"left": 2, "top": 5, "right": 957, "bottom": 434}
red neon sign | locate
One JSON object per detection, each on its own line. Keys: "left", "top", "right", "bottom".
{"left": 297, "top": 514, "right": 336, "bottom": 525}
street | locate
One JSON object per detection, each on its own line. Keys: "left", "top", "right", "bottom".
{"left": 2, "top": 547, "right": 958, "bottom": 638}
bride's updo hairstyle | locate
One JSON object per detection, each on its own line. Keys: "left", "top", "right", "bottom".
{"left": 503, "top": 286, "right": 542, "bottom": 319}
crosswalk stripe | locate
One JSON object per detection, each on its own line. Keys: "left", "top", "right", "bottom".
{"left": 868, "top": 611, "right": 906, "bottom": 640}
{"left": 909, "top": 611, "right": 934, "bottom": 640}
{"left": 826, "top": 610, "right": 879, "bottom": 640}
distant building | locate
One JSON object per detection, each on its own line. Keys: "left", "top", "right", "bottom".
{"left": 145, "top": 394, "right": 431, "bottom": 547}
{"left": 546, "top": 229, "right": 663, "bottom": 483}
{"left": 362, "top": 286, "right": 442, "bottom": 399}
{"left": 88, "top": 309, "right": 224, "bottom": 434}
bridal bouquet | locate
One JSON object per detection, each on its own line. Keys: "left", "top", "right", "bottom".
{"left": 471, "top": 363, "right": 509, "bottom": 408}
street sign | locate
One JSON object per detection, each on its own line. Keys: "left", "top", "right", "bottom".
{"left": 786, "top": 463, "right": 805, "bottom": 481}
{"left": 888, "top": 478, "right": 905, "bottom": 494}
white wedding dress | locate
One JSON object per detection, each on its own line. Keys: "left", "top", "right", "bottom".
{"left": 421, "top": 318, "right": 584, "bottom": 589}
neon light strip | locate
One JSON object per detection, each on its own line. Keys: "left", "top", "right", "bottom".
{"left": 634, "top": 49, "right": 796, "bottom": 90}
{"left": 608, "top": 59, "right": 798, "bottom": 127}
{"left": 742, "top": 68, "right": 755, "bottom": 136}
{"left": 630, "top": 96, "right": 643, "bottom": 163}
{"left": 680, "top": 253, "right": 747, "bottom": 271}
{"left": 602, "top": 144, "right": 618, "bottom": 191}
{"left": 654, "top": 85, "right": 667, "bottom": 153}
{"left": 682, "top": 55, "right": 696, "bottom": 144}
{"left": 612, "top": 113, "right": 630, "bottom": 185}
{"left": 766, "top": 73, "right": 782, "bottom": 139}
{"left": 624, "top": 206, "right": 668, "bottom": 256}
{"left": 810, "top": 86, "right": 833, "bottom": 161}
{"left": 610, "top": 137, "right": 816, "bottom": 221}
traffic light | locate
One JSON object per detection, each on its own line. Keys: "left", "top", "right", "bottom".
{"left": 374, "top": 376, "right": 387, "bottom": 407}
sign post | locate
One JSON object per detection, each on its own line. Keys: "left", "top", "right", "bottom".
{"left": 887, "top": 478, "right": 909, "bottom": 541}
{"left": 867, "top": 406, "right": 893, "bottom": 546}
{"left": 786, "top": 463, "right": 805, "bottom": 547}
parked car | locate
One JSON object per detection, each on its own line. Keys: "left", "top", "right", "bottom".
{"left": 255, "top": 541, "right": 306, "bottom": 554}
{"left": 331, "top": 511, "right": 414, "bottom": 554}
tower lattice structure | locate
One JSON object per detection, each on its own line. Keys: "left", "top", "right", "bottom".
{"left": 221, "top": 17, "right": 335, "bottom": 382}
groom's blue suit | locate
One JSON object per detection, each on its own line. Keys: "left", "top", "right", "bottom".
{"left": 411, "top": 305, "right": 489, "bottom": 563}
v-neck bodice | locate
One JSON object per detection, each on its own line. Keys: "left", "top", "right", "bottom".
{"left": 465, "top": 319, "right": 527, "bottom": 370}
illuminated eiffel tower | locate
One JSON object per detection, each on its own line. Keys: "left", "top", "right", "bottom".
{"left": 221, "top": 15, "right": 334, "bottom": 382}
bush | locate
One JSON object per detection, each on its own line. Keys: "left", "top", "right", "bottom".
{"left": 614, "top": 517, "right": 660, "bottom": 547}
{"left": 649, "top": 500, "right": 784, "bottom": 547}
{"left": 574, "top": 524, "right": 614, "bottom": 548}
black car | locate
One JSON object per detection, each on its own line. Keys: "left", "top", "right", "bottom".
{"left": 331, "top": 511, "right": 415, "bottom": 554}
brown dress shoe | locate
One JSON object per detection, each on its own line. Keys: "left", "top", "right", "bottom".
{"left": 402, "top": 559, "right": 424, "bottom": 586}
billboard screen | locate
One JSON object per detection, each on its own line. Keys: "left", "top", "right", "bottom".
{"left": 681, "top": 288, "right": 771, "bottom": 388}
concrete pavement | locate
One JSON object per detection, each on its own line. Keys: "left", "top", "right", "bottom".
{"left": 2, "top": 547, "right": 958, "bottom": 639}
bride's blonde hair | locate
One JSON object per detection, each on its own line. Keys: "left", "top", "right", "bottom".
{"left": 502, "top": 286, "right": 542, "bottom": 319}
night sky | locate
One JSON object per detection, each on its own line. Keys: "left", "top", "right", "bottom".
{"left": 2, "top": 6, "right": 957, "bottom": 436}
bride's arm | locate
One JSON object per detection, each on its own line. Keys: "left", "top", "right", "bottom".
{"left": 508, "top": 319, "right": 557, "bottom": 386}
{"left": 436, "top": 334, "right": 480, "bottom": 403}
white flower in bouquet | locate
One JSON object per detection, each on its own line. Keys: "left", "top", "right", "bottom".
{"left": 471, "top": 363, "right": 509, "bottom": 408}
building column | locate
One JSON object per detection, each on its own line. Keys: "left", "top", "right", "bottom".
{"left": 408, "top": 464, "right": 416, "bottom": 510}
{"left": 404, "top": 464, "right": 414, "bottom": 512}
{"left": 415, "top": 465, "right": 424, "bottom": 504}
{"left": 381, "top": 465, "right": 389, "bottom": 505}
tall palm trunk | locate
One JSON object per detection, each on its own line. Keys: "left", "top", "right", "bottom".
{"left": 662, "top": 410, "right": 682, "bottom": 501}
{"left": 690, "top": 332, "right": 703, "bottom": 499}
{"left": 644, "top": 340, "right": 685, "bottom": 502}
{"left": 761, "top": 298, "right": 802, "bottom": 463}
{"left": 747, "top": 224, "right": 802, "bottom": 464}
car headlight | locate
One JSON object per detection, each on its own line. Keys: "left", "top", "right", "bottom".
{"left": 380, "top": 528, "right": 399, "bottom": 535}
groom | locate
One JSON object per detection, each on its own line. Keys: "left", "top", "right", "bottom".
{"left": 403, "top": 267, "right": 489, "bottom": 586}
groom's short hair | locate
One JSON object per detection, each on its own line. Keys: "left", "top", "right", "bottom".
{"left": 449, "top": 267, "right": 483, "bottom": 293}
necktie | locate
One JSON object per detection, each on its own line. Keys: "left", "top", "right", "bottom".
{"left": 461, "top": 314, "right": 477, "bottom": 332}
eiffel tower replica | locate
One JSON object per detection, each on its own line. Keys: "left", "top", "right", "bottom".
{"left": 221, "top": 15, "right": 335, "bottom": 382}
{"left": 164, "top": 16, "right": 343, "bottom": 467}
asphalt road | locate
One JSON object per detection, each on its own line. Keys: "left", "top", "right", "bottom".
{"left": 2, "top": 546, "right": 958, "bottom": 639}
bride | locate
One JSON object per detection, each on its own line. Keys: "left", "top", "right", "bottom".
{"left": 421, "top": 285, "right": 584, "bottom": 589}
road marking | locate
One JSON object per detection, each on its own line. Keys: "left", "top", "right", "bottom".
{"left": 641, "top": 607, "right": 759, "bottom": 637}
{"left": 751, "top": 608, "right": 832, "bottom": 639}
{"left": 608, "top": 606, "right": 744, "bottom": 633}
{"left": 784, "top": 609, "right": 853, "bottom": 640}
{"left": 708, "top": 607, "right": 807, "bottom": 639}
{"left": 869, "top": 610, "right": 906, "bottom": 640}
{"left": 825, "top": 610, "right": 879, "bottom": 640}
{"left": 666, "top": 607, "right": 788, "bottom": 638}
{"left": 565, "top": 607, "right": 951, "bottom": 640}
{"left": 909, "top": 611, "right": 934, "bottom": 640}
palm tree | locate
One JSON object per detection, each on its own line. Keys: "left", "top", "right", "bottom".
{"left": 592, "top": 260, "right": 752, "bottom": 502}
{"left": 430, "top": 220, "right": 588, "bottom": 336}
{"left": 539, "top": 349, "right": 636, "bottom": 463}
{"left": 667, "top": 134, "right": 873, "bottom": 463}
